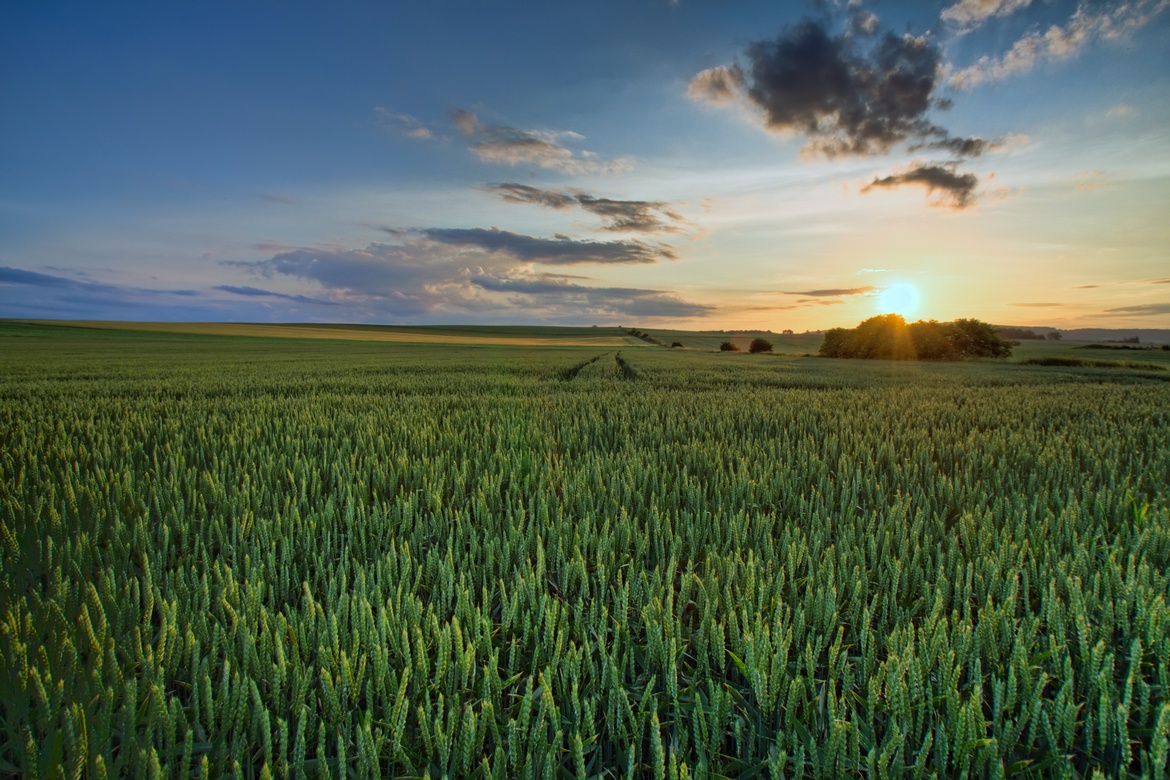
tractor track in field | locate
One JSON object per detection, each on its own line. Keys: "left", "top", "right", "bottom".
{"left": 614, "top": 351, "right": 639, "bottom": 380}
{"left": 561, "top": 353, "right": 608, "bottom": 381}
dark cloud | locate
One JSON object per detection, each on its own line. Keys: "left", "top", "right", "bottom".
{"left": 718, "top": 19, "right": 984, "bottom": 158}
{"left": 786, "top": 286, "right": 876, "bottom": 297}
{"left": 862, "top": 164, "right": 979, "bottom": 209}
{"left": 420, "top": 227, "right": 675, "bottom": 264}
{"left": 689, "top": 14, "right": 995, "bottom": 208}
{"left": 451, "top": 110, "right": 628, "bottom": 175}
{"left": 214, "top": 285, "right": 337, "bottom": 306}
{"left": 1103, "top": 303, "right": 1170, "bottom": 316}
{"left": 485, "top": 183, "right": 684, "bottom": 233}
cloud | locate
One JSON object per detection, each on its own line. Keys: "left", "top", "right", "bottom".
{"left": 941, "top": 0, "right": 1032, "bottom": 30}
{"left": 0, "top": 266, "right": 203, "bottom": 316}
{"left": 1103, "top": 302, "right": 1170, "bottom": 316}
{"left": 1, "top": 266, "right": 86, "bottom": 289}
{"left": 469, "top": 273, "right": 714, "bottom": 318}
{"left": 786, "top": 286, "right": 876, "bottom": 297}
{"left": 862, "top": 164, "right": 979, "bottom": 209}
{"left": 376, "top": 108, "right": 438, "bottom": 141}
{"left": 213, "top": 285, "right": 338, "bottom": 306}
{"left": 1074, "top": 277, "right": 1170, "bottom": 289}
{"left": 485, "top": 183, "right": 684, "bottom": 233}
{"left": 420, "top": 227, "right": 675, "bottom": 264}
{"left": 688, "top": 66, "right": 745, "bottom": 106}
{"left": 0, "top": 266, "right": 196, "bottom": 298}
{"left": 486, "top": 183, "right": 578, "bottom": 210}
{"left": 235, "top": 240, "right": 709, "bottom": 321}
{"left": 1072, "top": 169, "right": 1114, "bottom": 192}
{"left": 450, "top": 110, "right": 629, "bottom": 175}
{"left": 947, "top": 0, "right": 1168, "bottom": 88}
{"left": 690, "top": 18, "right": 987, "bottom": 160}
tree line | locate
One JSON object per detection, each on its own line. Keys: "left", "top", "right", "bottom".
{"left": 820, "top": 315, "right": 1013, "bottom": 360}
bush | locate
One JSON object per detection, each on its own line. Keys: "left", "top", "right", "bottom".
{"left": 719, "top": 341, "right": 739, "bottom": 352}
{"left": 748, "top": 338, "right": 773, "bottom": 353}
{"left": 820, "top": 315, "right": 1012, "bottom": 360}
{"left": 671, "top": 342, "right": 683, "bottom": 348}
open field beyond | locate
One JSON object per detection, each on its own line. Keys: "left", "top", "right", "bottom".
{"left": 2, "top": 324, "right": 1169, "bottom": 778}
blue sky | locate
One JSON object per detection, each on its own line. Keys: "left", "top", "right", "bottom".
{"left": 2, "top": 0, "right": 1168, "bottom": 328}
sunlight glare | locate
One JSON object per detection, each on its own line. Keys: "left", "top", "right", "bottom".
{"left": 877, "top": 283, "right": 920, "bottom": 317}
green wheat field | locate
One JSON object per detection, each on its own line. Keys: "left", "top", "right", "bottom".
{"left": 2, "top": 321, "right": 1169, "bottom": 779}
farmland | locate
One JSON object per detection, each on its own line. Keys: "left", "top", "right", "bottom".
{"left": 2, "top": 322, "right": 1169, "bottom": 778}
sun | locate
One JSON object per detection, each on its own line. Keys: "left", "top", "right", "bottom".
{"left": 877, "top": 283, "right": 920, "bottom": 317}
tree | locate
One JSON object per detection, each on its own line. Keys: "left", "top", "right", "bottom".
{"left": 819, "top": 315, "right": 1012, "bottom": 360}
{"left": 671, "top": 342, "right": 683, "bottom": 348}
{"left": 1046, "top": 331, "right": 1062, "bottom": 341}
{"left": 719, "top": 341, "right": 739, "bottom": 352}
{"left": 748, "top": 338, "right": 773, "bottom": 353}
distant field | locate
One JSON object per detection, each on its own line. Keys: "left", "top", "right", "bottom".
{"left": 3, "top": 324, "right": 1169, "bottom": 778}
{"left": 4, "top": 319, "right": 648, "bottom": 347}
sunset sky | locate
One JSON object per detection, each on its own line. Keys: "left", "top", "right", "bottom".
{"left": 2, "top": 0, "right": 1168, "bottom": 329}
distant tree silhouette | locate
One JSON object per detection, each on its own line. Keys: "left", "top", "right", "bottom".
{"left": 1047, "top": 331, "right": 1063, "bottom": 341}
{"left": 748, "top": 338, "right": 773, "bottom": 353}
{"left": 719, "top": 341, "right": 739, "bottom": 352}
{"left": 820, "top": 315, "right": 1011, "bottom": 360}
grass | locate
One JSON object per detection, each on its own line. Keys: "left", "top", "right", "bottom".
{"left": 2, "top": 323, "right": 1169, "bottom": 778}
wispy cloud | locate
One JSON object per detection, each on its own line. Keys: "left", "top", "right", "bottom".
{"left": 1103, "top": 302, "right": 1170, "bottom": 316}
{"left": 469, "top": 273, "right": 714, "bottom": 318}
{"left": 419, "top": 227, "right": 675, "bottom": 264}
{"left": 0, "top": 266, "right": 206, "bottom": 318}
{"left": 213, "top": 285, "right": 338, "bottom": 306}
{"left": 862, "top": 164, "right": 979, "bottom": 210}
{"left": 1008, "top": 301, "right": 1065, "bottom": 307}
{"left": 941, "top": 0, "right": 1032, "bottom": 30}
{"left": 451, "top": 110, "right": 630, "bottom": 175}
{"left": 786, "top": 286, "right": 876, "bottom": 297}
{"left": 375, "top": 108, "right": 439, "bottom": 141}
{"left": 234, "top": 240, "right": 708, "bottom": 320}
{"left": 0, "top": 266, "right": 196, "bottom": 298}
{"left": 947, "top": 0, "right": 1168, "bottom": 88}
{"left": 485, "top": 183, "right": 685, "bottom": 233}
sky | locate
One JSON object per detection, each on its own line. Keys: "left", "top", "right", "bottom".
{"left": 2, "top": 0, "right": 1168, "bottom": 330}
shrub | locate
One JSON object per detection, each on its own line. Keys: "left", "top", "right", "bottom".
{"left": 748, "top": 338, "right": 773, "bottom": 353}
{"left": 719, "top": 341, "right": 739, "bottom": 352}
{"left": 820, "top": 315, "right": 1012, "bottom": 360}
{"left": 671, "top": 342, "right": 683, "bottom": 348}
